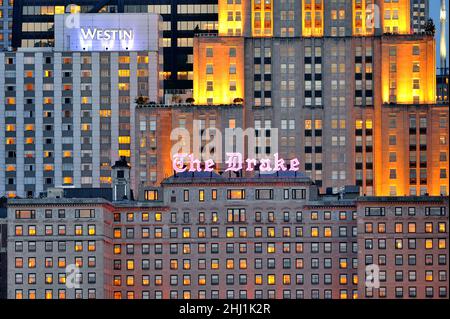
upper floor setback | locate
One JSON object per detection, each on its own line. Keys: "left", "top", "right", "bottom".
{"left": 217, "top": 0, "right": 418, "bottom": 38}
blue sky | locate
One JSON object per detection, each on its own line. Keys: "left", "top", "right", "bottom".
{"left": 430, "top": 0, "right": 449, "bottom": 68}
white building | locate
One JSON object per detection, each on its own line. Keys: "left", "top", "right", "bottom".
{"left": 0, "top": 13, "right": 163, "bottom": 198}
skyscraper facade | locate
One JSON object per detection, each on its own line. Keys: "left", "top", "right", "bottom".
{"left": 410, "top": 0, "right": 429, "bottom": 33}
{"left": 11, "top": 0, "right": 218, "bottom": 92}
{"left": 0, "top": 13, "right": 163, "bottom": 198}
{"left": 0, "top": 0, "right": 13, "bottom": 50}
{"left": 191, "top": 0, "right": 448, "bottom": 196}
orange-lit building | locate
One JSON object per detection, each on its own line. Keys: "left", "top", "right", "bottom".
{"left": 189, "top": 1, "right": 448, "bottom": 197}
{"left": 134, "top": 103, "right": 244, "bottom": 191}
{"left": 381, "top": 35, "right": 436, "bottom": 104}
{"left": 193, "top": 35, "right": 245, "bottom": 105}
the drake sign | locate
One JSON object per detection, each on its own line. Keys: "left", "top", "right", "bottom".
{"left": 55, "top": 13, "right": 160, "bottom": 52}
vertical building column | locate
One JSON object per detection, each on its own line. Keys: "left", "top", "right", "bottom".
{"left": 54, "top": 53, "right": 63, "bottom": 187}
{"left": 15, "top": 53, "right": 24, "bottom": 197}
{"left": 72, "top": 53, "right": 82, "bottom": 188}
{"left": 0, "top": 54, "right": 5, "bottom": 196}
{"left": 92, "top": 52, "right": 101, "bottom": 188}
{"left": 148, "top": 52, "right": 158, "bottom": 102}
{"left": 129, "top": 52, "right": 138, "bottom": 193}
{"left": 111, "top": 52, "right": 119, "bottom": 164}
{"left": 34, "top": 52, "right": 44, "bottom": 195}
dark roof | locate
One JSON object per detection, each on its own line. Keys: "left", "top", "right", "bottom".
{"left": 162, "top": 171, "right": 313, "bottom": 185}
{"left": 63, "top": 188, "right": 113, "bottom": 202}
{"left": 344, "top": 185, "right": 360, "bottom": 194}
{"left": 357, "top": 196, "right": 448, "bottom": 203}
{"left": 0, "top": 207, "right": 6, "bottom": 218}
{"left": 256, "top": 171, "right": 309, "bottom": 179}
{"left": 172, "top": 171, "right": 224, "bottom": 179}
{"left": 112, "top": 156, "right": 131, "bottom": 169}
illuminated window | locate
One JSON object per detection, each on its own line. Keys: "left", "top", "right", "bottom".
{"left": 63, "top": 177, "right": 73, "bottom": 185}
{"left": 88, "top": 225, "right": 96, "bottom": 236}
{"left": 183, "top": 228, "right": 191, "bottom": 238}
{"left": 118, "top": 150, "right": 130, "bottom": 157}
{"left": 126, "top": 275, "right": 134, "bottom": 286}
{"left": 119, "top": 56, "right": 131, "bottom": 64}
{"left": 425, "top": 239, "right": 433, "bottom": 249}
{"left": 118, "top": 70, "right": 130, "bottom": 77}
{"left": 113, "top": 276, "right": 121, "bottom": 286}
{"left": 268, "top": 275, "right": 275, "bottom": 285}
{"left": 75, "top": 225, "right": 83, "bottom": 236}
{"left": 75, "top": 242, "right": 83, "bottom": 252}
{"left": 55, "top": 6, "right": 65, "bottom": 14}
{"left": 28, "top": 225, "right": 36, "bottom": 236}
{"left": 99, "top": 110, "right": 111, "bottom": 117}
{"left": 114, "top": 245, "right": 121, "bottom": 254}
{"left": 227, "top": 189, "right": 245, "bottom": 200}
{"left": 324, "top": 227, "right": 332, "bottom": 237}
{"left": 15, "top": 290, "right": 23, "bottom": 300}
{"left": 118, "top": 136, "right": 131, "bottom": 144}
{"left": 211, "top": 259, "right": 219, "bottom": 269}
{"left": 311, "top": 227, "right": 319, "bottom": 237}
{"left": 145, "top": 190, "right": 158, "bottom": 201}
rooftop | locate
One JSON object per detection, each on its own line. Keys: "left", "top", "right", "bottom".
{"left": 162, "top": 171, "right": 313, "bottom": 185}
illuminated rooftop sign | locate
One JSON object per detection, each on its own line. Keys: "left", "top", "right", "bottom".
{"left": 80, "top": 28, "right": 134, "bottom": 41}
{"left": 55, "top": 13, "right": 161, "bottom": 52}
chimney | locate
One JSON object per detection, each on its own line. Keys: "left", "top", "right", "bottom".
{"left": 112, "top": 156, "right": 131, "bottom": 201}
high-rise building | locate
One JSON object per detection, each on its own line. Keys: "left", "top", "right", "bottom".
{"left": 410, "top": 0, "right": 429, "bottom": 33}
{"left": 2, "top": 1, "right": 448, "bottom": 198}
{"left": 437, "top": 71, "right": 449, "bottom": 102}
{"left": 357, "top": 195, "right": 449, "bottom": 299}
{"left": 191, "top": 0, "right": 448, "bottom": 196}
{"left": 134, "top": 103, "right": 244, "bottom": 190}
{"left": 0, "top": 13, "right": 163, "bottom": 198}
{"left": 11, "top": 0, "right": 218, "bottom": 93}
{"left": 5, "top": 164, "right": 449, "bottom": 299}
{"left": 0, "top": 198, "right": 7, "bottom": 299}
{"left": 0, "top": 0, "right": 13, "bottom": 50}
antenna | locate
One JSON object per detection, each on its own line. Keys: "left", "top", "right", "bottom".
{"left": 440, "top": 0, "right": 447, "bottom": 73}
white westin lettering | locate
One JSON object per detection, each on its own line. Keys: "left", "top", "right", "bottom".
{"left": 80, "top": 28, "right": 133, "bottom": 41}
